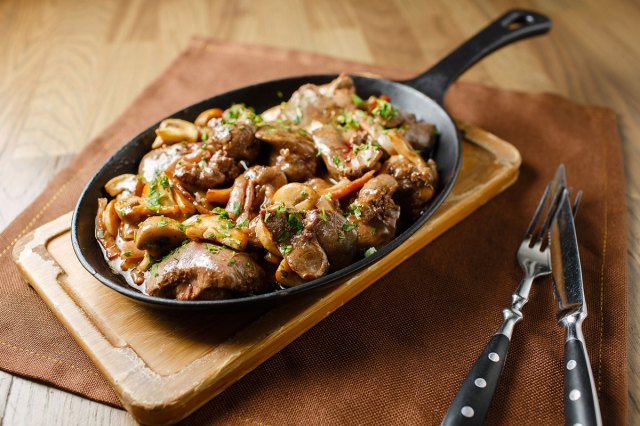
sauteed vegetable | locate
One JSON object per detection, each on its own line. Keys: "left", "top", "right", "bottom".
{"left": 95, "top": 74, "right": 439, "bottom": 300}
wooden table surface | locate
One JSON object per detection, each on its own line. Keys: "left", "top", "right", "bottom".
{"left": 0, "top": 0, "right": 638, "bottom": 424}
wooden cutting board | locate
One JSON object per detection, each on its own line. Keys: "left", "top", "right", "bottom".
{"left": 12, "top": 123, "right": 520, "bottom": 425}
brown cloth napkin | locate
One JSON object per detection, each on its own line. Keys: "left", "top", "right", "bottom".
{"left": 0, "top": 37, "right": 627, "bottom": 425}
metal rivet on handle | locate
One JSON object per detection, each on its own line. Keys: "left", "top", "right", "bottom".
{"left": 461, "top": 406, "right": 474, "bottom": 418}
{"left": 474, "top": 378, "right": 487, "bottom": 388}
{"left": 567, "top": 360, "right": 577, "bottom": 370}
{"left": 569, "top": 390, "right": 581, "bottom": 401}
{"left": 488, "top": 352, "right": 500, "bottom": 362}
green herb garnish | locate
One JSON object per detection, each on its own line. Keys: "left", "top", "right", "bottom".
{"left": 342, "top": 221, "right": 357, "bottom": 232}
{"left": 372, "top": 98, "right": 397, "bottom": 119}
{"left": 364, "top": 246, "right": 377, "bottom": 257}
{"left": 348, "top": 203, "right": 362, "bottom": 218}
{"left": 212, "top": 207, "right": 229, "bottom": 219}
{"left": 205, "top": 243, "right": 220, "bottom": 254}
{"left": 320, "top": 208, "right": 327, "bottom": 222}
{"left": 232, "top": 201, "right": 241, "bottom": 216}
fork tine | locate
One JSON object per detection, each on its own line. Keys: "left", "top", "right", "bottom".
{"left": 526, "top": 165, "right": 566, "bottom": 242}
{"left": 536, "top": 186, "right": 568, "bottom": 244}
{"left": 524, "top": 182, "right": 552, "bottom": 238}
{"left": 572, "top": 190, "right": 583, "bottom": 217}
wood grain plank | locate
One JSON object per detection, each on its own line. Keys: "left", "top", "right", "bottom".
{"left": 0, "top": 370, "right": 12, "bottom": 423}
{"left": 2, "top": 377, "right": 135, "bottom": 426}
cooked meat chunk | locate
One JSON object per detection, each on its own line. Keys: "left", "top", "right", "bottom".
{"left": 138, "top": 144, "right": 188, "bottom": 182}
{"left": 255, "top": 126, "right": 317, "bottom": 181}
{"left": 146, "top": 242, "right": 266, "bottom": 300}
{"left": 400, "top": 116, "right": 438, "bottom": 153}
{"left": 173, "top": 150, "right": 240, "bottom": 191}
{"left": 307, "top": 208, "right": 358, "bottom": 271}
{"left": 380, "top": 155, "right": 438, "bottom": 216}
{"left": 226, "top": 166, "right": 288, "bottom": 222}
{"left": 206, "top": 106, "right": 259, "bottom": 162}
{"left": 350, "top": 174, "right": 401, "bottom": 249}
{"left": 262, "top": 73, "right": 356, "bottom": 126}
{"left": 260, "top": 208, "right": 328, "bottom": 280}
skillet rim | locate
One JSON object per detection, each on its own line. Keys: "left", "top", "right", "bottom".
{"left": 71, "top": 73, "right": 462, "bottom": 309}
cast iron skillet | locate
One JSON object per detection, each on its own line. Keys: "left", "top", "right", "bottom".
{"left": 72, "top": 9, "right": 551, "bottom": 311}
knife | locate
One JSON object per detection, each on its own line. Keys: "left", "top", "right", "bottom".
{"left": 550, "top": 189, "right": 602, "bottom": 426}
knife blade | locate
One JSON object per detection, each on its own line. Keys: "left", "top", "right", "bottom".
{"left": 550, "top": 189, "right": 602, "bottom": 426}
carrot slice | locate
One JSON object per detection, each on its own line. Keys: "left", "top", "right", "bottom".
{"left": 323, "top": 170, "right": 375, "bottom": 200}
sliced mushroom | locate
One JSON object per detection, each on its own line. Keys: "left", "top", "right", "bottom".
{"left": 102, "top": 199, "right": 121, "bottom": 237}
{"left": 272, "top": 183, "right": 319, "bottom": 211}
{"left": 135, "top": 216, "right": 185, "bottom": 257}
{"left": 195, "top": 108, "right": 224, "bottom": 127}
{"left": 152, "top": 119, "right": 199, "bottom": 148}
{"left": 275, "top": 258, "right": 305, "bottom": 287}
{"left": 104, "top": 174, "right": 142, "bottom": 197}
{"left": 182, "top": 214, "right": 248, "bottom": 251}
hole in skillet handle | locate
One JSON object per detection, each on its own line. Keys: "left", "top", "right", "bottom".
{"left": 503, "top": 11, "right": 536, "bottom": 30}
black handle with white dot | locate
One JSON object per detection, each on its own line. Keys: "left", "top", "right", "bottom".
{"left": 564, "top": 339, "right": 601, "bottom": 426}
{"left": 441, "top": 333, "right": 510, "bottom": 426}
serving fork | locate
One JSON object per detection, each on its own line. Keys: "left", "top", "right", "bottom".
{"left": 442, "top": 165, "right": 580, "bottom": 425}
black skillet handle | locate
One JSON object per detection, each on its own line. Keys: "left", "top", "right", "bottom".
{"left": 441, "top": 334, "right": 510, "bottom": 426}
{"left": 403, "top": 9, "right": 551, "bottom": 105}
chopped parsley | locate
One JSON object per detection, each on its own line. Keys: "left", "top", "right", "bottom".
{"left": 351, "top": 93, "right": 364, "bottom": 107}
{"left": 320, "top": 208, "right": 327, "bottom": 222}
{"left": 275, "top": 203, "right": 288, "bottom": 216}
{"left": 348, "top": 203, "right": 362, "bottom": 218}
{"left": 332, "top": 155, "right": 344, "bottom": 168}
{"left": 201, "top": 132, "right": 208, "bottom": 142}
{"left": 324, "top": 193, "right": 333, "bottom": 201}
{"left": 236, "top": 219, "right": 249, "bottom": 229}
{"left": 300, "top": 191, "right": 308, "bottom": 197}
{"left": 229, "top": 259, "right": 237, "bottom": 266}
{"left": 280, "top": 244, "right": 293, "bottom": 255}
{"left": 160, "top": 175, "right": 171, "bottom": 189}
{"left": 97, "top": 230, "right": 104, "bottom": 238}
{"left": 212, "top": 207, "right": 229, "bottom": 219}
{"left": 372, "top": 98, "right": 397, "bottom": 119}
{"left": 157, "top": 216, "right": 168, "bottom": 227}
{"left": 364, "top": 246, "right": 377, "bottom": 257}
{"left": 232, "top": 201, "right": 242, "bottom": 216}
{"left": 288, "top": 212, "right": 303, "bottom": 232}
{"left": 353, "top": 144, "right": 367, "bottom": 155}
{"left": 293, "top": 106, "right": 303, "bottom": 124}
{"left": 146, "top": 178, "right": 165, "bottom": 212}
{"left": 264, "top": 211, "right": 272, "bottom": 222}
{"left": 205, "top": 243, "right": 221, "bottom": 253}
{"left": 336, "top": 112, "right": 360, "bottom": 129}
{"left": 342, "top": 221, "right": 357, "bottom": 232}
{"left": 316, "top": 150, "right": 322, "bottom": 157}
{"left": 123, "top": 251, "right": 132, "bottom": 257}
